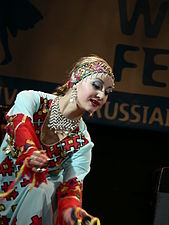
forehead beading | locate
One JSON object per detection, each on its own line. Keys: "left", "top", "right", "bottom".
{"left": 68, "top": 61, "right": 114, "bottom": 87}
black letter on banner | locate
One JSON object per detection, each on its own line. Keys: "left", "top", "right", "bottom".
{"left": 113, "top": 44, "right": 139, "bottom": 82}
{"left": 119, "top": 0, "right": 168, "bottom": 38}
{"left": 143, "top": 48, "right": 169, "bottom": 87}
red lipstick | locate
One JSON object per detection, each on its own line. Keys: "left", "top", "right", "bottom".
{"left": 90, "top": 99, "right": 100, "bottom": 107}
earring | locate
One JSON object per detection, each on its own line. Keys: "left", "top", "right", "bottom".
{"left": 70, "top": 88, "right": 77, "bottom": 103}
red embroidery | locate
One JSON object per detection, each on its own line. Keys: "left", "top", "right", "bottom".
{"left": 1, "top": 182, "right": 18, "bottom": 201}
{"left": 33, "top": 97, "right": 52, "bottom": 137}
{"left": 30, "top": 215, "right": 42, "bottom": 225}
{"left": 20, "top": 178, "right": 30, "bottom": 187}
{"left": 0, "top": 156, "right": 14, "bottom": 176}
{"left": 57, "top": 177, "right": 83, "bottom": 204}
{"left": 0, "top": 216, "right": 10, "bottom": 225}
{"left": 56, "top": 178, "right": 82, "bottom": 225}
{"left": 6, "top": 114, "right": 41, "bottom": 158}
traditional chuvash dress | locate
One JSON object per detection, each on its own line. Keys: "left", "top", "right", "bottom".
{"left": 0, "top": 90, "right": 94, "bottom": 225}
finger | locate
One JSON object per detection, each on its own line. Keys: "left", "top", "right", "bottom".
{"left": 40, "top": 150, "right": 47, "bottom": 155}
{"left": 32, "top": 153, "right": 48, "bottom": 164}
{"left": 79, "top": 208, "right": 88, "bottom": 218}
{"left": 29, "top": 156, "right": 45, "bottom": 167}
{"left": 32, "top": 166, "right": 38, "bottom": 173}
{"left": 34, "top": 150, "right": 48, "bottom": 157}
{"left": 33, "top": 150, "right": 41, "bottom": 156}
{"left": 33, "top": 152, "right": 49, "bottom": 163}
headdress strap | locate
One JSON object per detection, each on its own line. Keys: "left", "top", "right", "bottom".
{"left": 68, "top": 61, "right": 114, "bottom": 88}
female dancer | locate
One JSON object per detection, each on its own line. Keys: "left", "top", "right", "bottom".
{"left": 0, "top": 55, "right": 115, "bottom": 225}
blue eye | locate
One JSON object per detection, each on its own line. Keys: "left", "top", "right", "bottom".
{"left": 92, "top": 81, "right": 103, "bottom": 90}
{"left": 105, "top": 88, "right": 113, "bottom": 95}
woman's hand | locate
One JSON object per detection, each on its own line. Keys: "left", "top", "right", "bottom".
{"left": 62, "top": 208, "right": 75, "bottom": 225}
{"left": 62, "top": 207, "right": 89, "bottom": 225}
{"left": 28, "top": 150, "right": 49, "bottom": 172}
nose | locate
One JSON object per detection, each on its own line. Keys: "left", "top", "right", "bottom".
{"left": 97, "top": 90, "right": 106, "bottom": 100}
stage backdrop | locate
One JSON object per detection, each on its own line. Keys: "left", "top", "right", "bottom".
{"left": 0, "top": 0, "right": 169, "bottom": 132}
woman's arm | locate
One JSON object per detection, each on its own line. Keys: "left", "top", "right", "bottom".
{"left": 1, "top": 91, "right": 51, "bottom": 197}
{"left": 56, "top": 125, "right": 94, "bottom": 225}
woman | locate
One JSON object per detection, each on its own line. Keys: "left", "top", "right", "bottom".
{"left": 0, "top": 55, "right": 115, "bottom": 225}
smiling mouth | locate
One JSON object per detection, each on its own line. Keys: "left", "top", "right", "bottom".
{"left": 90, "top": 99, "right": 100, "bottom": 107}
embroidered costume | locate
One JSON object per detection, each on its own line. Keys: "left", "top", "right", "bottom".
{"left": 0, "top": 90, "right": 94, "bottom": 225}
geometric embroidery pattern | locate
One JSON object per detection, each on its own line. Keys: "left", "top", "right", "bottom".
{"left": 0, "top": 156, "right": 14, "bottom": 176}
{"left": 33, "top": 97, "right": 89, "bottom": 168}
{"left": 30, "top": 215, "right": 42, "bottom": 225}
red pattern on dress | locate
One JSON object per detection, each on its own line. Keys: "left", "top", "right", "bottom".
{"left": 56, "top": 177, "right": 83, "bottom": 225}
{"left": 30, "top": 215, "right": 42, "bottom": 225}
{"left": 1, "top": 96, "right": 89, "bottom": 225}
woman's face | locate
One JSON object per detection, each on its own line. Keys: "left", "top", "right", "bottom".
{"left": 76, "top": 74, "right": 114, "bottom": 114}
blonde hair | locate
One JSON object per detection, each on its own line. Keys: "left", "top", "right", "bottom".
{"left": 53, "top": 55, "right": 115, "bottom": 95}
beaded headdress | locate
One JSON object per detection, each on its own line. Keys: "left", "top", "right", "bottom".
{"left": 68, "top": 61, "right": 114, "bottom": 88}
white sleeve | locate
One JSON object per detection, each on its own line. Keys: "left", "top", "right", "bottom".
{"left": 7, "top": 90, "right": 55, "bottom": 121}
{"left": 62, "top": 123, "right": 94, "bottom": 182}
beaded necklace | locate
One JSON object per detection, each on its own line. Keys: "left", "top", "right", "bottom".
{"left": 48, "top": 96, "right": 80, "bottom": 134}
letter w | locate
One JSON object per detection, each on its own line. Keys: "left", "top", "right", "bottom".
{"left": 119, "top": 0, "right": 168, "bottom": 38}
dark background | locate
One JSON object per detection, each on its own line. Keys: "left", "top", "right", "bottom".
{"left": 83, "top": 122, "right": 169, "bottom": 225}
